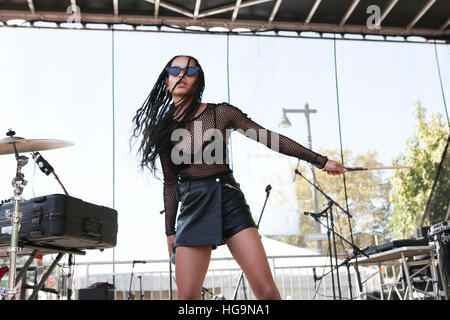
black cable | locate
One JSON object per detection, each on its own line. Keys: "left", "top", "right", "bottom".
{"left": 312, "top": 246, "right": 330, "bottom": 300}
{"left": 332, "top": 36, "right": 357, "bottom": 299}
{"left": 332, "top": 35, "right": 365, "bottom": 299}
{"left": 32, "top": 161, "right": 36, "bottom": 198}
{"left": 54, "top": 173, "right": 69, "bottom": 196}
{"left": 49, "top": 254, "right": 69, "bottom": 278}
{"left": 332, "top": 37, "right": 350, "bottom": 223}
{"left": 48, "top": 254, "right": 76, "bottom": 299}
{"left": 434, "top": 43, "right": 449, "bottom": 125}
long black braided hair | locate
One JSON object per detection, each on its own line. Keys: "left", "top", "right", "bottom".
{"left": 131, "top": 55, "right": 205, "bottom": 175}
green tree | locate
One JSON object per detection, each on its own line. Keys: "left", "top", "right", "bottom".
{"left": 270, "top": 149, "right": 392, "bottom": 253}
{"left": 389, "top": 103, "right": 449, "bottom": 239}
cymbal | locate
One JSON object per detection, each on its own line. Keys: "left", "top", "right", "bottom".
{"left": 0, "top": 136, "right": 74, "bottom": 155}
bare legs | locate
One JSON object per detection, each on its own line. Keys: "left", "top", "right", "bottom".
{"left": 175, "top": 245, "right": 212, "bottom": 299}
{"left": 175, "top": 227, "right": 280, "bottom": 300}
{"left": 226, "top": 227, "right": 281, "bottom": 300}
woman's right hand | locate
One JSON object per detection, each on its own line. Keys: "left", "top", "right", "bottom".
{"left": 167, "top": 234, "right": 176, "bottom": 255}
{"left": 322, "top": 159, "right": 347, "bottom": 175}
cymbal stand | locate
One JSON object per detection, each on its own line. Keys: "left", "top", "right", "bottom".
{"left": 0, "top": 140, "right": 29, "bottom": 300}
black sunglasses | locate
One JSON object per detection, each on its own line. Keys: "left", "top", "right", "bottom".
{"left": 165, "top": 66, "right": 199, "bottom": 76}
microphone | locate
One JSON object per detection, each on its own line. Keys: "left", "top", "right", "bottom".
{"left": 313, "top": 267, "right": 318, "bottom": 282}
{"left": 132, "top": 260, "right": 147, "bottom": 266}
{"left": 32, "top": 152, "right": 54, "bottom": 176}
{"left": 265, "top": 185, "right": 272, "bottom": 194}
{"left": 304, "top": 211, "right": 326, "bottom": 219}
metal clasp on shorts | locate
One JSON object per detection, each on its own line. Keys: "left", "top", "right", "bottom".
{"left": 179, "top": 191, "right": 189, "bottom": 203}
{"left": 178, "top": 181, "right": 191, "bottom": 203}
{"left": 224, "top": 183, "right": 241, "bottom": 193}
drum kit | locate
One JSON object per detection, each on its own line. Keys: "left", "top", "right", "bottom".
{"left": 0, "top": 128, "right": 73, "bottom": 300}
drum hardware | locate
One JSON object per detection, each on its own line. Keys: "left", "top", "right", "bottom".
{"left": 0, "top": 129, "right": 73, "bottom": 300}
{"left": 0, "top": 129, "right": 74, "bottom": 155}
{"left": 3, "top": 129, "right": 29, "bottom": 300}
{"left": 429, "top": 220, "right": 449, "bottom": 237}
{"left": 31, "top": 151, "right": 69, "bottom": 196}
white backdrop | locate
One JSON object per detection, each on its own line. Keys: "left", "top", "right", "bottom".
{"left": 0, "top": 27, "right": 449, "bottom": 268}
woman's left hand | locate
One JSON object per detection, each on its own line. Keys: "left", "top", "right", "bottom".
{"left": 322, "top": 160, "right": 347, "bottom": 175}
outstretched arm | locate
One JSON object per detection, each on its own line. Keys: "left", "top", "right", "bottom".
{"left": 224, "top": 105, "right": 341, "bottom": 170}
{"left": 224, "top": 104, "right": 346, "bottom": 175}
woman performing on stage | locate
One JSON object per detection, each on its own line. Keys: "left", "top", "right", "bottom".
{"left": 132, "top": 55, "right": 347, "bottom": 300}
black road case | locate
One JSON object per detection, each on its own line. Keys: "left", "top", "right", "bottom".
{"left": 0, "top": 194, "right": 117, "bottom": 255}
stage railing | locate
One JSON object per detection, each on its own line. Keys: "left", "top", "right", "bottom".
{"left": 64, "top": 254, "right": 385, "bottom": 300}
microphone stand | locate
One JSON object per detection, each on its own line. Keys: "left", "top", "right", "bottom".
{"left": 128, "top": 262, "right": 136, "bottom": 300}
{"left": 305, "top": 205, "right": 369, "bottom": 298}
{"left": 169, "top": 253, "right": 173, "bottom": 300}
{"left": 138, "top": 276, "right": 144, "bottom": 300}
{"left": 306, "top": 203, "right": 337, "bottom": 299}
{"left": 201, "top": 287, "right": 225, "bottom": 300}
{"left": 232, "top": 184, "right": 272, "bottom": 300}
{"left": 127, "top": 260, "right": 146, "bottom": 300}
{"left": 295, "top": 169, "right": 365, "bottom": 300}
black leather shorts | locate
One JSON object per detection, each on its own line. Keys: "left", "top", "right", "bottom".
{"left": 175, "top": 172, "right": 257, "bottom": 250}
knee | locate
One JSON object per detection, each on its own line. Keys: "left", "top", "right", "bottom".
{"left": 177, "top": 291, "right": 202, "bottom": 300}
{"left": 177, "top": 287, "right": 203, "bottom": 300}
{"left": 256, "top": 284, "right": 281, "bottom": 300}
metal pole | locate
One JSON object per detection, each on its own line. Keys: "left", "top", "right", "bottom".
{"left": 303, "top": 103, "right": 322, "bottom": 253}
{"left": 7, "top": 198, "right": 21, "bottom": 297}
{"left": 29, "top": 253, "right": 64, "bottom": 300}
{"left": 282, "top": 104, "right": 322, "bottom": 252}
{"left": 3, "top": 140, "right": 29, "bottom": 299}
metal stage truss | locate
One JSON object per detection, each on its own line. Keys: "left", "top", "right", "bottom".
{"left": 0, "top": 0, "right": 449, "bottom": 43}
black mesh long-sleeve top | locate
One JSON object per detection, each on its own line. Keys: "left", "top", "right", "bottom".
{"left": 160, "top": 102, "right": 328, "bottom": 236}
